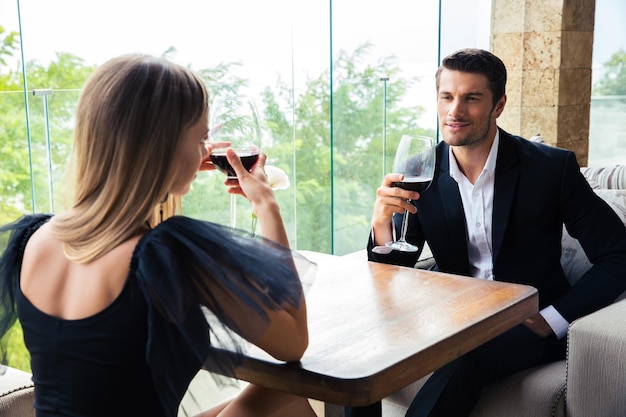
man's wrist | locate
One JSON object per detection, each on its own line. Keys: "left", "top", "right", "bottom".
{"left": 539, "top": 305, "right": 569, "bottom": 339}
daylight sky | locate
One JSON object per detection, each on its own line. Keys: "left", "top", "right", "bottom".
{"left": 0, "top": 0, "right": 491, "bottom": 129}
{"left": 1, "top": 0, "right": 623, "bottom": 128}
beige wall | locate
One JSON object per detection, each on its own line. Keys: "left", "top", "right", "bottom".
{"left": 491, "top": 0, "right": 596, "bottom": 166}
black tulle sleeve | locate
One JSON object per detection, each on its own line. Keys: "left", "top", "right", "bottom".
{"left": 0, "top": 214, "right": 52, "bottom": 368}
{"left": 132, "top": 216, "right": 316, "bottom": 414}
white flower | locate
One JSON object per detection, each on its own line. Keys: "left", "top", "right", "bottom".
{"left": 265, "top": 165, "right": 291, "bottom": 190}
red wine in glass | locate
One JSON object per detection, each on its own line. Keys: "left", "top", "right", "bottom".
{"left": 210, "top": 149, "right": 259, "bottom": 178}
{"left": 391, "top": 175, "right": 432, "bottom": 193}
{"left": 385, "top": 135, "right": 436, "bottom": 253}
{"left": 209, "top": 96, "right": 261, "bottom": 229}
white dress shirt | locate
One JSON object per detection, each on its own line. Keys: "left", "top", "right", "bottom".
{"left": 448, "top": 133, "right": 497, "bottom": 281}
{"left": 448, "top": 130, "right": 569, "bottom": 339}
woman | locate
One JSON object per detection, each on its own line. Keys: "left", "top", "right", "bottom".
{"left": 0, "top": 54, "right": 316, "bottom": 417}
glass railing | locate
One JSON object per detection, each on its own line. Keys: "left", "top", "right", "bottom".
{"left": 0, "top": 88, "right": 80, "bottom": 224}
{"left": 179, "top": 75, "right": 438, "bottom": 256}
{"left": 588, "top": 95, "right": 626, "bottom": 167}
{"left": 1, "top": 0, "right": 448, "bottom": 254}
{"left": 1, "top": 0, "right": 624, "bottom": 255}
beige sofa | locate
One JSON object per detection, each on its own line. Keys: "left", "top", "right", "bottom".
{"left": 382, "top": 164, "right": 626, "bottom": 417}
{"left": 0, "top": 365, "right": 34, "bottom": 417}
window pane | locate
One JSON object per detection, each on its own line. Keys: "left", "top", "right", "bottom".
{"left": 590, "top": 0, "right": 626, "bottom": 167}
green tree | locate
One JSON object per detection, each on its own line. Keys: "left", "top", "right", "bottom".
{"left": 1, "top": 38, "right": 431, "bottom": 255}
{"left": 0, "top": 26, "right": 30, "bottom": 224}
{"left": 0, "top": 25, "right": 19, "bottom": 66}
{"left": 180, "top": 60, "right": 257, "bottom": 225}
{"left": 0, "top": 52, "right": 96, "bottom": 224}
{"left": 260, "top": 43, "right": 433, "bottom": 254}
{"left": 594, "top": 49, "right": 626, "bottom": 95}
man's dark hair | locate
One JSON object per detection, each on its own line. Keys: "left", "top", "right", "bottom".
{"left": 435, "top": 48, "right": 507, "bottom": 107}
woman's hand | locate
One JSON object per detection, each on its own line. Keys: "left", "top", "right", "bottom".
{"left": 226, "top": 148, "right": 289, "bottom": 246}
{"left": 225, "top": 148, "right": 273, "bottom": 203}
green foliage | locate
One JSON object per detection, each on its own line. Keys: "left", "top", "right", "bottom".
{"left": 0, "top": 48, "right": 95, "bottom": 223}
{"left": 179, "top": 60, "right": 256, "bottom": 226}
{"left": 180, "top": 44, "right": 433, "bottom": 254}
{"left": 594, "top": 49, "right": 626, "bottom": 96}
{"left": 258, "top": 43, "right": 434, "bottom": 253}
{"left": 0, "top": 26, "right": 25, "bottom": 224}
{"left": 1, "top": 321, "right": 30, "bottom": 372}
{"left": 198, "top": 61, "right": 249, "bottom": 97}
{"left": 0, "top": 25, "right": 19, "bottom": 67}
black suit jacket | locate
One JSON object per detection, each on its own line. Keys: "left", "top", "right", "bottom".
{"left": 368, "top": 129, "right": 626, "bottom": 323}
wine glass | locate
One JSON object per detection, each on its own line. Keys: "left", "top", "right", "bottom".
{"left": 209, "top": 96, "right": 261, "bottom": 228}
{"left": 385, "top": 134, "right": 436, "bottom": 252}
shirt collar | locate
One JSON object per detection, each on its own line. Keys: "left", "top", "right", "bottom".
{"left": 449, "top": 128, "right": 500, "bottom": 182}
{"left": 484, "top": 129, "right": 500, "bottom": 176}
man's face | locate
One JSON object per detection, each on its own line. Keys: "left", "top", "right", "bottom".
{"left": 437, "top": 69, "right": 505, "bottom": 148}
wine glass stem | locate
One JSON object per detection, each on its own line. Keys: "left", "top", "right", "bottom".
{"left": 229, "top": 193, "right": 237, "bottom": 228}
{"left": 250, "top": 215, "right": 258, "bottom": 237}
{"left": 398, "top": 199, "right": 412, "bottom": 242}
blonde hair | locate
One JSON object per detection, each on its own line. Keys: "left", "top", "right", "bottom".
{"left": 51, "top": 54, "right": 208, "bottom": 263}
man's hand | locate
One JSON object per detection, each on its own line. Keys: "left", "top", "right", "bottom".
{"left": 522, "top": 313, "right": 554, "bottom": 338}
{"left": 371, "top": 173, "right": 421, "bottom": 246}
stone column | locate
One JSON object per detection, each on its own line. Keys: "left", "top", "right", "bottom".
{"left": 491, "top": 0, "right": 595, "bottom": 166}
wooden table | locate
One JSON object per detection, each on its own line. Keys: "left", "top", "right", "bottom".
{"left": 205, "top": 250, "right": 538, "bottom": 415}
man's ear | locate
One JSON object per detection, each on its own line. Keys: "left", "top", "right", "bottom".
{"left": 493, "top": 94, "right": 507, "bottom": 117}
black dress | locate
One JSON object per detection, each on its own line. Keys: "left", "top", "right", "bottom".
{"left": 0, "top": 214, "right": 314, "bottom": 417}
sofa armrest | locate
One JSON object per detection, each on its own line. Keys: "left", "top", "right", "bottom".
{"left": 0, "top": 366, "right": 34, "bottom": 417}
{"left": 565, "top": 299, "right": 626, "bottom": 417}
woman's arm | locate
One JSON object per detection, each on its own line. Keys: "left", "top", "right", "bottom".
{"left": 222, "top": 148, "right": 307, "bottom": 361}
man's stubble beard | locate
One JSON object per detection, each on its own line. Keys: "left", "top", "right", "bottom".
{"left": 442, "top": 110, "right": 496, "bottom": 149}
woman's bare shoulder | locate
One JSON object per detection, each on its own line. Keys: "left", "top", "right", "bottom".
{"left": 21, "top": 222, "right": 142, "bottom": 320}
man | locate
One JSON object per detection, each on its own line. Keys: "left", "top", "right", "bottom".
{"left": 348, "top": 48, "right": 626, "bottom": 417}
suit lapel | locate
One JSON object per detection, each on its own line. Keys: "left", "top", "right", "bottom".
{"left": 437, "top": 143, "right": 470, "bottom": 264}
{"left": 492, "top": 131, "right": 521, "bottom": 262}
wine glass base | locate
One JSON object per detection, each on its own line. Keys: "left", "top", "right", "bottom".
{"left": 385, "top": 241, "right": 419, "bottom": 252}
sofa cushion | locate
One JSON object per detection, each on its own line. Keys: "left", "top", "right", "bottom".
{"left": 581, "top": 165, "right": 626, "bottom": 190}
{"left": 470, "top": 361, "right": 566, "bottom": 417}
{"left": 381, "top": 374, "right": 430, "bottom": 416}
{"left": 530, "top": 134, "right": 624, "bottom": 189}
{"left": 0, "top": 366, "right": 34, "bottom": 417}
{"left": 561, "top": 189, "right": 626, "bottom": 285}
{"left": 381, "top": 362, "right": 566, "bottom": 417}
